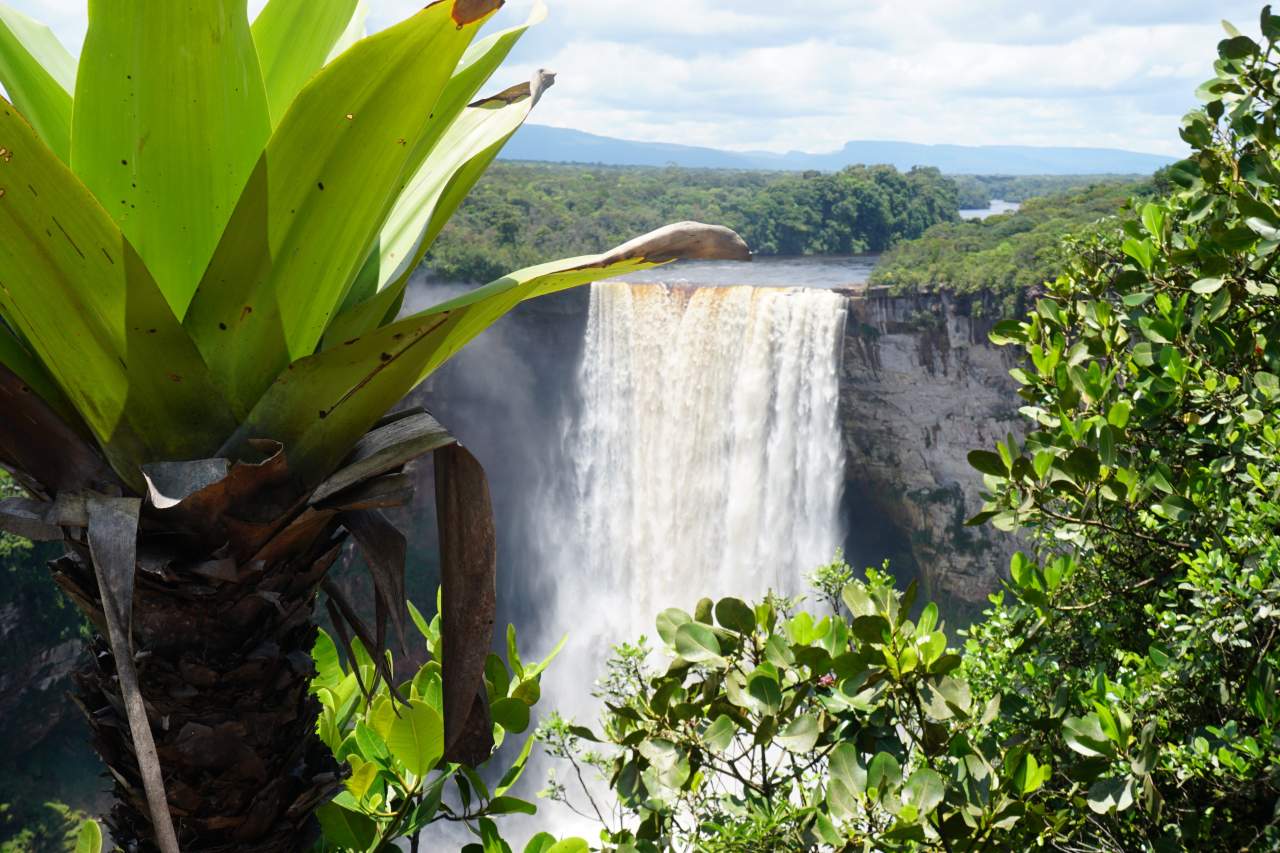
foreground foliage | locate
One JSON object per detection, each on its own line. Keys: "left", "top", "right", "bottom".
{"left": 308, "top": 601, "right": 549, "bottom": 851}
{"left": 962, "top": 9, "right": 1280, "bottom": 848}
{"left": 543, "top": 565, "right": 1062, "bottom": 852}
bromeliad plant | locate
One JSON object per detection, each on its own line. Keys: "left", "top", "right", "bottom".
{"left": 0, "top": 2, "right": 748, "bottom": 850}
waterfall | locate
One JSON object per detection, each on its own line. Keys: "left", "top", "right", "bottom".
{"left": 536, "top": 281, "right": 848, "bottom": 694}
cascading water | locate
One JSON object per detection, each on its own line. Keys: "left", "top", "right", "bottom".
{"left": 536, "top": 280, "right": 849, "bottom": 712}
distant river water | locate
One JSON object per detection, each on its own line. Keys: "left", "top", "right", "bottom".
{"left": 960, "top": 198, "right": 1020, "bottom": 220}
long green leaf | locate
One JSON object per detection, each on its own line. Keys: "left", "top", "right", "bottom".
{"left": 333, "top": 3, "right": 546, "bottom": 321}
{"left": 252, "top": 0, "right": 358, "bottom": 126}
{"left": 324, "top": 72, "right": 554, "bottom": 346}
{"left": 223, "top": 223, "right": 750, "bottom": 484}
{"left": 185, "top": 1, "right": 495, "bottom": 418}
{"left": 0, "top": 4, "right": 73, "bottom": 161}
{"left": 0, "top": 102, "right": 237, "bottom": 485}
{"left": 326, "top": 0, "right": 369, "bottom": 63}
{"left": 71, "top": 0, "right": 271, "bottom": 317}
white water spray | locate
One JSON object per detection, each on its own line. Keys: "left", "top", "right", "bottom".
{"left": 537, "top": 281, "right": 848, "bottom": 685}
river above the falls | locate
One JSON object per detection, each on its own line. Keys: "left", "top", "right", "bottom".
{"left": 617, "top": 252, "right": 880, "bottom": 288}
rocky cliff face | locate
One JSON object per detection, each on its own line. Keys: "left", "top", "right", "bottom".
{"left": 837, "top": 287, "right": 1021, "bottom": 616}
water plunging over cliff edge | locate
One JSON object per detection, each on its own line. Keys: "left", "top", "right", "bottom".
{"left": 534, "top": 281, "right": 849, "bottom": 709}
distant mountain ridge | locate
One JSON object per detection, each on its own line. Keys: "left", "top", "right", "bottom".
{"left": 500, "top": 125, "right": 1175, "bottom": 176}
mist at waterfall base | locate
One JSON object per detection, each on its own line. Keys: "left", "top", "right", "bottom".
{"left": 402, "top": 263, "right": 852, "bottom": 840}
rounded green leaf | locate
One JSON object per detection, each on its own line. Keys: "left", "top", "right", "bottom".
{"left": 491, "top": 696, "right": 531, "bottom": 734}
{"left": 386, "top": 698, "right": 444, "bottom": 776}
{"left": 747, "top": 671, "right": 782, "bottom": 714}
{"left": 778, "top": 713, "right": 819, "bottom": 754}
{"left": 75, "top": 820, "right": 102, "bottom": 853}
{"left": 674, "top": 621, "right": 722, "bottom": 664}
{"left": 315, "top": 801, "right": 377, "bottom": 850}
{"left": 903, "top": 768, "right": 946, "bottom": 816}
{"left": 656, "top": 607, "right": 692, "bottom": 645}
{"left": 714, "top": 596, "right": 756, "bottom": 634}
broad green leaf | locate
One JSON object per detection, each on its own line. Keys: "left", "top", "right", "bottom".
{"left": 866, "top": 751, "right": 901, "bottom": 800}
{"left": 0, "top": 4, "right": 73, "bottom": 161}
{"left": 74, "top": 819, "right": 102, "bottom": 853}
{"left": 704, "top": 715, "right": 737, "bottom": 752}
{"left": 315, "top": 801, "right": 377, "bottom": 851}
{"left": 829, "top": 742, "right": 867, "bottom": 795}
{"left": 747, "top": 671, "right": 782, "bottom": 714}
{"left": 902, "top": 768, "right": 946, "bottom": 816}
{"left": 487, "top": 795, "right": 536, "bottom": 815}
{"left": 222, "top": 223, "right": 748, "bottom": 484}
{"left": 714, "top": 596, "right": 757, "bottom": 635}
{"left": 657, "top": 607, "right": 693, "bottom": 645}
{"left": 72, "top": 0, "right": 271, "bottom": 317}
{"left": 324, "top": 70, "right": 554, "bottom": 347}
{"left": 492, "top": 696, "right": 531, "bottom": 733}
{"left": 386, "top": 699, "right": 444, "bottom": 776}
{"left": 1087, "top": 776, "right": 1135, "bottom": 814}
{"left": 185, "top": 2, "right": 493, "bottom": 417}
{"left": 344, "top": 756, "right": 379, "bottom": 800}
{"left": 1063, "top": 714, "right": 1115, "bottom": 759}
{"left": 778, "top": 714, "right": 820, "bottom": 753}
{"left": 0, "top": 102, "right": 236, "bottom": 483}
{"left": 675, "top": 621, "right": 723, "bottom": 663}
{"left": 252, "top": 0, "right": 358, "bottom": 126}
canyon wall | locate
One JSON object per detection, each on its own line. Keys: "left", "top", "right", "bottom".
{"left": 837, "top": 287, "right": 1021, "bottom": 616}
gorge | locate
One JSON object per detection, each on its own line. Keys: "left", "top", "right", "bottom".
{"left": 0, "top": 262, "right": 1025, "bottom": 819}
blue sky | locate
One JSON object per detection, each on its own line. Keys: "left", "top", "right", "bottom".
{"left": 7, "top": 0, "right": 1267, "bottom": 156}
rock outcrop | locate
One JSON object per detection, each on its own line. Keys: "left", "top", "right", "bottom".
{"left": 838, "top": 287, "right": 1021, "bottom": 617}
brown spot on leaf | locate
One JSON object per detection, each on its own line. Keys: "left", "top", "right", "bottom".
{"left": 218, "top": 322, "right": 227, "bottom": 331}
{"left": 450, "top": 0, "right": 502, "bottom": 26}
{"left": 240, "top": 306, "right": 253, "bottom": 321}
{"left": 168, "top": 373, "right": 182, "bottom": 382}
{"left": 0, "top": 147, "right": 12, "bottom": 162}
{"left": 0, "top": 188, "right": 5, "bottom": 199}
{"left": 344, "top": 338, "right": 358, "bottom": 346}
{"left": 317, "top": 181, "right": 325, "bottom": 191}
{"left": 380, "top": 352, "right": 392, "bottom": 362}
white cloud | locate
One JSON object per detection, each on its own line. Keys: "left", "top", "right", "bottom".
{"left": 3, "top": 0, "right": 1265, "bottom": 157}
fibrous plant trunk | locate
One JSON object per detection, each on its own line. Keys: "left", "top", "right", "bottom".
{"left": 1, "top": 406, "right": 493, "bottom": 851}
{"left": 56, "top": 532, "right": 343, "bottom": 851}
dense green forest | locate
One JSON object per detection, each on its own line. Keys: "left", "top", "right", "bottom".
{"left": 870, "top": 175, "right": 1167, "bottom": 312}
{"left": 950, "top": 173, "right": 1141, "bottom": 208}
{"left": 424, "top": 162, "right": 960, "bottom": 282}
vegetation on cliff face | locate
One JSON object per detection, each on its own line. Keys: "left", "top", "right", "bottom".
{"left": 424, "top": 163, "right": 960, "bottom": 282}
